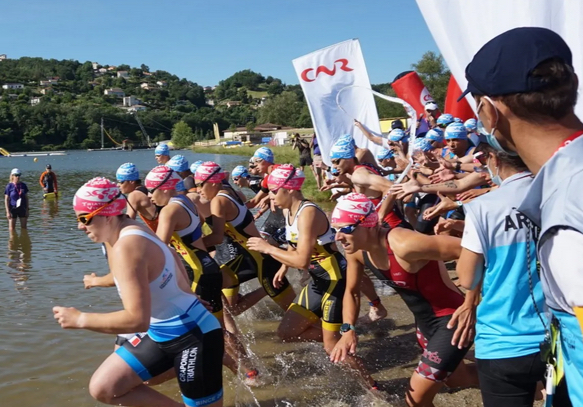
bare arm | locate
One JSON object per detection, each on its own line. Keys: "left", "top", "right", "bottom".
{"left": 351, "top": 169, "right": 393, "bottom": 196}
{"left": 354, "top": 120, "right": 384, "bottom": 147}
{"left": 155, "top": 207, "right": 178, "bottom": 244}
{"left": 390, "top": 228, "right": 462, "bottom": 263}
{"left": 202, "top": 197, "right": 228, "bottom": 248}
{"left": 246, "top": 189, "right": 267, "bottom": 209}
{"left": 456, "top": 248, "right": 485, "bottom": 290}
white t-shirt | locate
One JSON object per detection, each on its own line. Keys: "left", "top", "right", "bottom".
{"left": 539, "top": 228, "right": 583, "bottom": 314}
{"left": 461, "top": 213, "right": 483, "bottom": 254}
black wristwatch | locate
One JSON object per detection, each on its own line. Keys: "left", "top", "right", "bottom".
{"left": 454, "top": 161, "right": 462, "bottom": 172}
{"left": 339, "top": 323, "right": 356, "bottom": 335}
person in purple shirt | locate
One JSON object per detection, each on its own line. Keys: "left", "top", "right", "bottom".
{"left": 5, "top": 168, "right": 29, "bottom": 229}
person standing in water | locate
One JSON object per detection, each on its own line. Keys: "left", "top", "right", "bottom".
{"left": 5, "top": 168, "right": 29, "bottom": 229}
{"left": 39, "top": 164, "right": 58, "bottom": 196}
{"left": 54, "top": 177, "right": 224, "bottom": 407}
{"left": 154, "top": 143, "right": 171, "bottom": 165}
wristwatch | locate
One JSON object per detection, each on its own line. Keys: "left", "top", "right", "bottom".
{"left": 454, "top": 161, "right": 462, "bottom": 172}
{"left": 339, "top": 323, "right": 356, "bottom": 335}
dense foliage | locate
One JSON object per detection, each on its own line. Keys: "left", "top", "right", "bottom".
{"left": 0, "top": 53, "right": 449, "bottom": 151}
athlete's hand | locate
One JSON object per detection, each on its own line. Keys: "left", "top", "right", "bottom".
{"left": 447, "top": 302, "right": 477, "bottom": 349}
{"left": 429, "top": 169, "right": 456, "bottom": 183}
{"left": 390, "top": 179, "right": 421, "bottom": 199}
{"left": 6, "top": 211, "right": 11, "bottom": 219}
{"left": 247, "top": 237, "right": 271, "bottom": 254}
{"left": 83, "top": 273, "right": 98, "bottom": 289}
{"left": 53, "top": 306, "right": 84, "bottom": 329}
{"left": 196, "top": 296, "right": 214, "bottom": 313}
{"left": 456, "top": 188, "right": 488, "bottom": 202}
{"left": 422, "top": 193, "right": 456, "bottom": 220}
{"left": 272, "top": 266, "right": 288, "bottom": 289}
{"left": 330, "top": 331, "right": 358, "bottom": 363}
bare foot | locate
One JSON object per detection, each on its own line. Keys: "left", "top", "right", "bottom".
{"left": 357, "top": 305, "right": 388, "bottom": 325}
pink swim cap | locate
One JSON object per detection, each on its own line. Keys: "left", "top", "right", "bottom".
{"left": 267, "top": 164, "right": 305, "bottom": 191}
{"left": 145, "top": 165, "right": 182, "bottom": 191}
{"left": 194, "top": 161, "right": 226, "bottom": 184}
{"left": 73, "top": 177, "right": 126, "bottom": 216}
{"left": 331, "top": 193, "right": 378, "bottom": 228}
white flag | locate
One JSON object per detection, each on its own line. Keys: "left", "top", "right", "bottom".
{"left": 293, "top": 39, "right": 382, "bottom": 166}
{"left": 416, "top": 0, "right": 583, "bottom": 117}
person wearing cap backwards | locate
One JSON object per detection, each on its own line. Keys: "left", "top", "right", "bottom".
{"left": 154, "top": 143, "right": 171, "bottom": 165}
{"left": 54, "top": 177, "right": 224, "bottom": 407}
{"left": 195, "top": 161, "right": 296, "bottom": 315}
{"left": 424, "top": 102, "right": 442, "bottom": 129}
{"left": 246, "top": 165, "right": 378, "bottom": 389}
{"left": 460, "top": 26, "right": 583, "bottom": 405}
{"left": 329, "top": 193, "right": 478, "bottom": 406}
{"left": 5, "top": 168, "right": 29, "bottom": 229}
{"left": 39, "top": 164, "right": 58, "bottom": 195}
{"left": 146, "top": 165, "right": 260, "bottom": 385}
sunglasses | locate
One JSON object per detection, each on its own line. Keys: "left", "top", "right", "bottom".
{"left": 147, "top": 169, "right": 174, "bottom": 194}
{"left": 195, "top": 167, "right": 221, "bottom": 188}
{"left": 332, "top": 207, "right": 374, "bottom": 235}
{"left": 13, "top": 174, "right": 21, "bottom": 177}
{"left": 233, "top": 177, "right": 241, "bottom": 182}
{"left": 331, "top": 159, "right": 341, "bottom": 165}
{"left": 269, "top": 167, "right": 296, "bottom": 194}
{"left": 77, "top": 192, "right": 122, "bottom": 225}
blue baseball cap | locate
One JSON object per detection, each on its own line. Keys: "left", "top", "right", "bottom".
{"left": 232, "top": 165, "right": 249, "bottom": 179}
{"left": 116, "top": 163, "right": 139, "bottom": 182}
{"left": 436, "top": 114, "right": 454, "bottom": 126}
{"left": 425, "top": 128, "right": 444, "bottom": 142}
{"left": 167, "top": 155, "right": 189, "bottom": 172}
{"left": 444, "top": 123, "right": 468, "bottom": 140}
{"left": 388, "top": 129, "right": 406, "bottom": 142}
{"left": 190, "top": 160, "right": 203, "bottom": 174}
{"left": 459, "top": 27, "right": 573, "bottom": 101}
{"left": 464, "top": 118, "right": 477, "bottom": 132}
{"left": 330, "top": 137, "right": 356, "bottom": 160}
{"left": 376, "top": 148, "right": 395, "bottom": 161}
{"left": 155, "top": 144, "right": 170, "bottom": 156}
{"left": 413, "top": 138, "right": 435, "bottom": 152}
{"left": 252, "top": 147, "right": 274, "bottom": 163}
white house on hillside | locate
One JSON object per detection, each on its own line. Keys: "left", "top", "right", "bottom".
{"left": 140, "top": 83, "right": 155, "bottom": 90}
{"left": 30, "top": 97, "right": 42, "bottom": 106}
{"left": 2, "top": 83, "right": 23, "bottom": 90}
{"left": 92, "top": 62, "right": 99, "bottom": 70}
{"left": 0, "top": 54, "right": 7, "bottom": 61}
{"left": 128, "top": 105, "right": 147, "bottom": 112}
{"left": 104, "top": 88, "right": 125, "bottom": 97}
{"left": 123, "top": 96, "right": 142, "bottom": 107}
{"left": 117, "top": 71, "right": 129, "bottom": 79}
{"left": 156, "top": 80, "right": 167, "bottom": 87}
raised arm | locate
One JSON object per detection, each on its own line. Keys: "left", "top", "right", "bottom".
{"left": 390, "top": 227, "right": 462, "bottom": 263}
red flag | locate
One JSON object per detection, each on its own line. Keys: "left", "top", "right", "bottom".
{"left": 445, "top": 76, "right": 474, "bottom": 121}
{"left": 391, "top": 71, "right": 434, "bottom": 117}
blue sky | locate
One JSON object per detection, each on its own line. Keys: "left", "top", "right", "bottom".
{"left": 0, "top": 0, "right": 438, "bottom": 86}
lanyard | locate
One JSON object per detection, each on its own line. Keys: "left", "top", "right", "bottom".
{"left": 553, "top": 130, "right": 583, "bottom": 156}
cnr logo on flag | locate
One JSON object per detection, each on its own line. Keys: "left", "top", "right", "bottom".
{"left": 300, "top": 59, "right": 353, "bottom": 82}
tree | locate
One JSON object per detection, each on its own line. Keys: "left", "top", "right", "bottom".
{"left": 140, "top": 64, "right": 150, "bottom": 73}
{"left": 267, "top": 80, "right": 284, "bottom": 96}
{"left": 257, "top": 91, "right": 303, "bottom": 126}
{"left": 171, "top": 121, "right": 195, "bottom": 148}
{"left": 411, "top": 51, "right": 450, "bottom": 109}
{"left": 245, "top": 121, "right": 255, "bottom": 133}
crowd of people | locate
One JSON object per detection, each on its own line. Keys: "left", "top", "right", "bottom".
{"left": 49, "top": 27, "right": 582, "bottom": 407}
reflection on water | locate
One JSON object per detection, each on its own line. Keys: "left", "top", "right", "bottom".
{"left": 7, "top": 228, "right": 32, "bottom": 290}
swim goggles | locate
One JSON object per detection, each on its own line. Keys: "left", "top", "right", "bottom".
{"left": 77, "top": 192, "right": 122, "bottom": 226}
{"left": 146, "top": 169, "right": 175, "bottom": 194}
{"left": 332, "top": 207, "right": 375, "bottom": 235}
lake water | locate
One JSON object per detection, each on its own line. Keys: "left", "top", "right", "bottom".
{"left": 0, "top": 150, "right": 481, "bottom": 407}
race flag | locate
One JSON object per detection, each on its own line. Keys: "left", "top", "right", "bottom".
{"left": 292, "top": 39, "right": 382, "bottom": 166}
{"left": 416, "top": 0, "right": 583, "bottom": 118}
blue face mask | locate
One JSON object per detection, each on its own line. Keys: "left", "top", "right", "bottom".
{"left": 486, "top": 158, "right": 502, "bottom": 186}
{"left": 476, "top": 97, "right": 518, "bottom": 156}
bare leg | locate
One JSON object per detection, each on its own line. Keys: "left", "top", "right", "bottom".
{"left": 277, "top": 307, "right": 323, "bottom": 343}
{"left": 444, "top": 361, "right": 479, "bottom": 388}
{"left": 358, "top": 273, "right": 388, "bottom": 324}
{"left": 270, "top": 287, "right": 296, "bottom": 312}
{"left": 322, "top": 329, "right": 375, "bottom": 387}
{"left": 20, "top": 216, "right": 27, "bottom": 229}
{"left": 406, "top": 371, "right": 442, "bottom": 407}
{"left": 224, "top": 287, "right": 267, "bottom": 316}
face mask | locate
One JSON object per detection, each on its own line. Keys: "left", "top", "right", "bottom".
{"left": 486, "top": 157, "right": 502, "bottom": 186}
{"left": 476, "top": 97, "right": 518, "bottom": 156}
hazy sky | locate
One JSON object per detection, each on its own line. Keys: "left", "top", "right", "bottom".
{"left": 0, "top": 0, "right": 438, "bottom": 86}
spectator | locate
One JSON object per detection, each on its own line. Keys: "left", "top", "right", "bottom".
{"left": 5, "top": 168, "right": 29, "bottom": 229}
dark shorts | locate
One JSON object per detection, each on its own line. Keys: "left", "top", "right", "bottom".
{"left": 116, "top": 328, "right": 224, "bottom": 407}
{"left": 300, "top": 156, "right": 313, "bottom": 166}
{"left": 221, "top": 251, "right": 291, "bottom": 299}
{"left": 290, "top": 277, "right": 345, "bottom": 331}
{"left": 414, "top": 315, "right": 471, "bottom": 382}
{"left": 9, "top": 205, "right": 27, "bottom": 218}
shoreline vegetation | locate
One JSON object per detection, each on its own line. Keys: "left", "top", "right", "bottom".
{"left": 192, "top": 144, "right": 334, "bottom": 206}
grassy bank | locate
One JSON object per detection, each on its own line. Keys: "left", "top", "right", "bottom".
{"left": 192, "top": 145, "right": 333, "bottom": 207}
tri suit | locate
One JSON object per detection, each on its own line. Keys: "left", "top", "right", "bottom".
{"left": 286, "top": 201, "right": 346, "bottom": 331}
{"left": 363, "top": 230, "right": 468, "bottom": 382}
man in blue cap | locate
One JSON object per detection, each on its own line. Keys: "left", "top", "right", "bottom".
{"left": 461, "top": 26, "right": 582, "bottom": 405}
{"left": 154, "top": 143, "right": 171, "bottom": 165}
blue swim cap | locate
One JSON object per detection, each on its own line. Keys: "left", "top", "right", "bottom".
{"left": 413, "top": 138, "right": 435, "bottom": 152}
{"left": 175, "top": 179, "right": 186, "bottom": 192}
{"left": 453, "top": 117, "right": 463, "bottom": 123}
{"left": 376, "top": 148, "right": 395, "bottom": 160}
{"left": 116, "top": 163, "right": 139, "bottom": 182}
{"left": 425, "top": 128, "right": 444, "bottom": 142}
{"left": 444, "top": 123, "right": 468, "bottom": 140}
{"left": 232, "top": 165, "right": 249, "bottom": 179}
{"left": 337, "top": 134, "right": 356, "bottom": 147}
{"left": 436, "top": 113, "right": 454, "bottom": 126}
{"left": 464, "top": 118, "right": 477, "bottom": 132}
{"left": 252, "top": 147, "right": 274, "bottom": 163}
{"left": 155, "top": 144, "right": 170, "bottom": 156}
{"left": 167, "top": 155, "right": 189, "bottom": 172}
{"left": 330, "top": 137, "right": 356, "bottom": 160}
{"left": 190, "top": 160, "right": 203, "bottom": 174}
{"left": 388, "top": 129, "right": 406, "bottom": 142}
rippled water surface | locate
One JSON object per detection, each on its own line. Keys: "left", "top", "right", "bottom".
{"left": 0, "top": 150, "right": 483, "bottom": 407}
